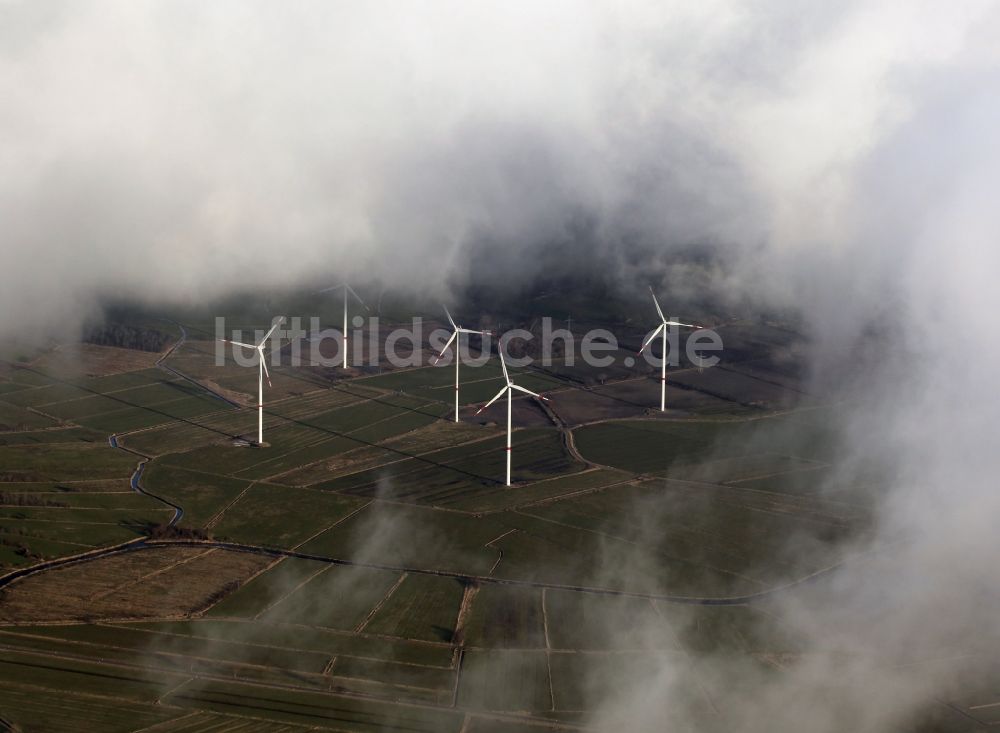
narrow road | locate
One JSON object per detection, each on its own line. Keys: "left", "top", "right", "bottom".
{"left": 0, "top": 535, "right": 856, "bottom": 607}
{"left": 154, "top": 320, "right": 241, "bottom": 408}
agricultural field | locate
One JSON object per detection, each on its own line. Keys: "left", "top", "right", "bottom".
{"left": 0, "top": 314, "right": 991, "bottom": 732}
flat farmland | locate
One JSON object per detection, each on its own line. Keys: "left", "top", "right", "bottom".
{"left": 463, "top": 585, "right": 546, "bottom": 649}
{"left": 1, "top": 622, "right": 330, "bottom": 676}
{"left": 487, "top": 510, "right": 763, "bottom": 597}
{"left": 572, "top": 409, "right": 841, "bottom": 478}
{"left": 662, "top": 603, "right": 801, "bottom": 656}
{"left": 30, "top": 344, "right": 165, "bottom": 379}
{"left": 0, "top": 546, "right": 271, "bottom": 623}
{"left": 296, "top": 502, "right": 507, "bottom": 576}
{"left": 0, "top": 646, "right": 186, "bottom": 702}
{"left": 121, "top": 616, "right": 455, "bottom": 668}
{"left": 253, "top": 563, "right": 403, "bottom": 630}
{"left": 328, "top": 654, "right": 454, "bottom": 698}
{"left": 203, "top": 556, "right": 329, "bottom": 618}
{"left": 572, "top": 419, "right": 735, "bottom": 474}
{"left": 0, "top": 309, "right": 899, "bottom": 731}
{"left": 141, "top": 464, "right": 252, "bottom": 527}
{"left": 362, "top": 573, "right": 465, "bottom": 643}
{"left": 155, "top": 393, "right": 448, "bottom": 481}
{"left": 359, "top": 361, "right": 558, "bottom": 409}
{"left": 444, "top": 468, "right": 632, "bottom": 514}
{"left": 8, "top": 369, "right": 230, "bottom": 435}
{"left": 162, "top": 678, "right": 465, "bottom": 731}
{"left": 470, "top": 393, "right": 555, "bottom": 428}
{"left": 546, "top": 377, "right": 746, "bottom": 425}
{"left": 0, "top": 400, "right": 58, "bottom": 431}
{"left": 0, "top": 425, "right": 105, "bottom": 446}
{"left": 512, "top": 479, "right": 861, "bottom": 593}
{"left": 0, "top": 443, "right": 136, "bottom": 482}
{"left": 138, "top": 711, "right": 319, "bottom": 732}
{"left": 208, "top": 484, "right": 368, "bottom": 548}
{"left": 0, "top": 506, "right": 168, "bottom": 569}
{"left": 669, "top": 366, "right": 797, "bottom": 408}
{"left": 457, "top": 649, "right": 552, "bottom": 711}
{"left": 122, "top": 410, "right": 270, "bottom": 455}
{"left": 1, "top": 380, "right": 97, "bottom": 408}
{"left": 464, "top": 718, "right": 569, "bottom": 733}
{"left": 316, "top": 428, "right": 584, "bottom": 507}
{"left": 0, "top": 674, "right": 177, "bottom": 732}
{"left": 275, "top": 419, "right": 499, "bottom": 486}
{"left": 548, "top": 650, "right": 708, "bottom": 722}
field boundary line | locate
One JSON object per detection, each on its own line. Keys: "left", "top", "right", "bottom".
{"left": 542, "top": 588, "right": 556, "bottom": 711}
{"left": 514, "top": 508, "right": 765, "bottom": 588}
{"left": 311, "top": 430, "right": 549, "bottom": 499}
{"left": 203, "top": 481, "right": 256, "bottom": 531}
{"left": 0, "top": 676, "right": 190, "bottom": 718}
{"left": 499, "top": 474, "right": 639, "bottom": 514}
{"left": 295, "top": 427, "right": 507, "bottom": 487}
{"left": 0, "top": 637, "right": 327, "bottom": 680}
{"left": 450, "top": 647, "right": 465, "bottom": 708}
{"left": 114, "top": 617, "right": 455, "bottom": 658}
{"left": 648, "top": 598, "right": 718, "bottom": 714}
{"left": 252, "top": 397, "right": 444, "bottom": 481}
{"left": 89, "top": 547, "right": 215, "bottom": 602}
{"left": 127, "top": 710, "right": 201, "bottom": 733}
{"left": 291, "top": 499, "right": 374, "bottom": 551}
{"left": 265, "top": 409, "right": 470, "bottom": 485}
{"left": 355, "top": 572, "right": 407, "bottom": 633}
{"left": 4, "top": 536, "right": 875, "bottom": 608}
{"left": 195, "top": 554, "right": 285, "bottom": 618}
{"left": 253, "top": 562, "right": 333, "bottom": 620}
{"left": 155, "top": 676, "right": 195, "bottom": 706}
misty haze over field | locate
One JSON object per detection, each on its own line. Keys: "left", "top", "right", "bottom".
{"left": 2, "top": 1, "right": 1000, "bottom": 731}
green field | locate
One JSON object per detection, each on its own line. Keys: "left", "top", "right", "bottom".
{"left": 0, "top": 315, "right": 981, "bottom": 732}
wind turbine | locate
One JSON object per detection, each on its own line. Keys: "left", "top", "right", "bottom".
{"left": 219, "top": 318, "right": 285, "bottom": 445}
{"left": 639, "top": 287, "right": 702, "bottom": 412}
{"left": 476, "top": 349, "right": 547, "bottom": 487}
{"left": 433, "top": 306, "right": 491, "bottom": 423}
{"left": 318, "top": 283, "right": 369, "bottom": 369}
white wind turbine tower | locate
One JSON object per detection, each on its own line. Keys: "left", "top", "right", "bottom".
{"left": 476, "top": 349, "right": 547, "bottom": 487}
{"left": 318, "top": 283, "right": 369, "bottom": 369}
{"left": 433, "top": 306, "right": 491, "bottom": 423}
{"left": 639, "top": 287, "right": 702, "bottom": 412}
{"left": 219, "top": 318, "right": 285, "bottom": 445}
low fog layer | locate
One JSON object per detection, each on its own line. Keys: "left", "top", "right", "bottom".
{"left": 4, "top": 2, "right": 1000, "bottom": 730}
{"left": 5, "top": 1, "right": 991, "bottom": 335}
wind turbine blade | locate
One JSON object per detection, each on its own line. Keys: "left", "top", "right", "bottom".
{"left": 639, "top": 323, "right": 665, "bottom": 353}
{"left": 476, "top": 386, "right": 509, "bottom": 415}
{"left": 498, "top": 348, "right": 510, "bottom": 383}
{"left": 443, "top": 305, "right": 457, "bottom": 330}
{"left": 220, "top": 339, "right": 258, "bottom": 350}
{"left": 346, "top": 284, "right": 369, "bottom": 311}
{"left": 457, "top": 328, "right": 489, "bottom": 335}
{"left": 510, "top": 383, "right": 547, "bottom": 400}
{"left": 665, "top": 320, "right": 700, "bottom": 329}
{"left": 257, "top": 318, "right": 285, "bottom": 347}
{"left": 316, "top": 284, "right": 342, "bottom": 294}
{"left": 649, "top": 286, "right": 667, "bottom": 323}
{"left": 433, "top": 331, "right": 457, "bottom": 364}
{"left": 259, "top": 350, "right": 273, "bottom": 388}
